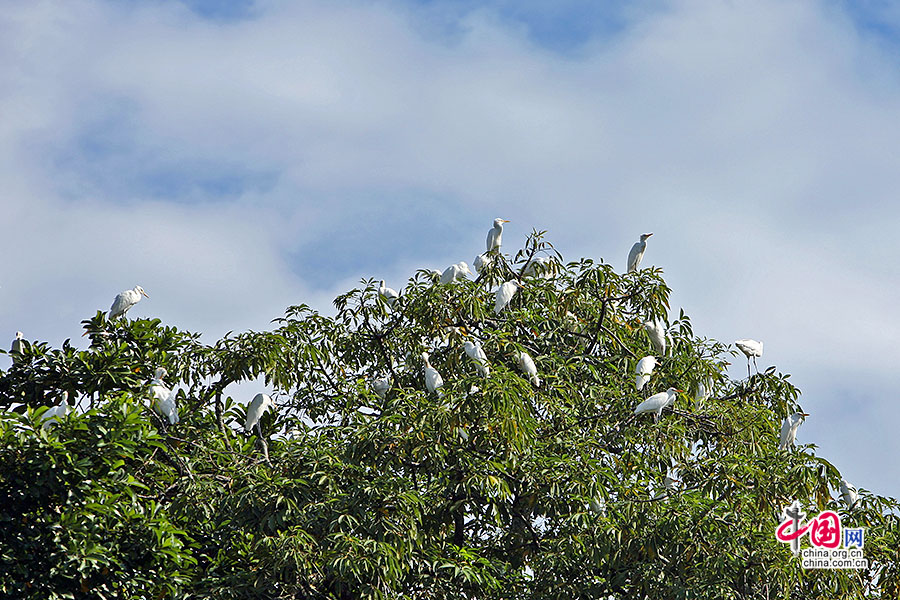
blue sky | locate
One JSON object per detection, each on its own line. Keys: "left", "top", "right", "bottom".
{"left": 3, "top": 0, "right": 900, "bottom": 501}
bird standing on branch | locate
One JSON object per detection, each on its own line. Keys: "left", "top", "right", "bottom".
{"left": 486, "top": 218, "right": 510, "bottom": 254}
{"left": 149, "top": 367, "right": 179, "bottom": 425}
{"left": 840, "top": 479, "right": 859, "bottom": 509}
{"left": 778, "top": 412, "right": 808, "bottom": 450}
{"left": 634, "top": 387, "right": 680, "bottom": 422}
{"left": 494, "top": 280, "right": 523, "bottom": 314}
{"left": 42, "top": 392, "right": 71, "bottom": 430}
{"left": 373, "top": 376, "right": 390, "bottom": 400}
{"left": 635, "top": 356, "right": 657, "bottom": 391}
{"left": 627, "top": 233, "right": 653, "bottom": 272}
{"left": 735, "top": 339, "right": 763, "bottom": 377}
{"left": 422, "top": 353, "right": 444, "bottom": 397}
{"left": 643, "top": 319, "right": 666, "bottom": 355}
{"left": 378, "top": 280, "right": 399, "bottom": 307}
{"left": 516, "top": 351, "right": 541, "bottom": 387}
{"left": 474, "top": 253, "right": 492, "bottom": 273}
{"left": 463, "top": 340, "right": 490, "bottom": 378}
{"left": 245, "top": 393, "right": 275, "bottom": 433}
{"left": 109, "top": 286, "right": 149, "bottom": 319}
{"left": 441, "top": 262, "right": 473, "bottom": 284}
{"left": 10, "top": 332, "right": 24, "bottom": 361}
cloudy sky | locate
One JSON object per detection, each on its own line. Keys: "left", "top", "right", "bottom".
{"left": 2, "top": 0, "right": 899, "bottom": 499}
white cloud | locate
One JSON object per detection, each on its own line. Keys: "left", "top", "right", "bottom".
{"left": 2, "top": 0, "right": 900, "bottom": 496}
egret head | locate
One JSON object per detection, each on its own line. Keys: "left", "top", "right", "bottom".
{"left": 493, "top": 218, "right": 510, "bottom": 228}
{"left": 14, "top": 331, "right": 23, "bottom": 340}
{"left": 640, "top": 233, "right": 653, "bottom": 241}
{"left": 136, "top": 285, "right": 149, "bottom": 298}
{"left": 421, "top": 352, "right": 430, "bottom": 362}
{"left": 154, "top": 367, "right": 168, "bottom": 380}
{"left": 458, "top": 261, "right": 472, "bottom": 275}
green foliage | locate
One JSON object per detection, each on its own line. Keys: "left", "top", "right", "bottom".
{"left": 1, "top": 231, "right": 897, "bottom": 599}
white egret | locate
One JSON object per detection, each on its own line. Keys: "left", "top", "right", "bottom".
{"left": 627, "top": 233, "right": 653, "bottom": 272}
{"left": 516, "top": 351, "right": 540, "bottom": 387}
{"left": 463, "top": 340, "right": 490, "bottom": 378}
{"left": 735, "top": 339, "right": 763, "bottom": 376}
{"left": 109, "top": 285, "right": 149, "bottom": 320}
{"left": 634, "top": 356, "right": 657, "bottom": 391}
{"left": 653, "top": 474, "right": 681, "bottom": 500}
{"left": 474, "top": 253, "right": 493, "bottom": 273}
{"left": 378, "top": 280, "right": 399, "bottom": 307}
{"left": 634, "top": 387, "right": 679, "bottom": 421}
{"left": 839, "top": 479, "right": 859, "bottom": 509}
{"left": 494, "top": 280, "right": 523, "bottom": 314}
{"left": 10, "top": 331, "right": 24, "bottom": 356}
{"left": 149, "top": 367, "right": 179, "bottom": 425}
{"left": 373, "top": 376, "right": 390, "bottom": 400}
{"left": 440, "top": 262, "right": 473, "bottom": 284}
{"left": 643, "top": 319, "right": 666, "bottom": 355}
{"left": 486, "top": 218, "right": 510, "bottom": 253}
{"left": 694, "top": 377, "right": 712, "bottom": 410}
{"left": 245, "top": 393, "right": 275, "bottom": 433}
{"left": 778, "top": 412, "right": 809, "bottom": 450}
{"left": 522, "top": 256, "right": 552, "bottom": 278}
{"left": 422, "top": 352, "right": 444, "bottom": 397}
{"left": 42, "top": 392, "right": 71, "bottom": 429}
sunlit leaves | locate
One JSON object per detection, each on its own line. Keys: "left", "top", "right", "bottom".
{"left": 1, "top": 231, "right": 898, "bottom": 599}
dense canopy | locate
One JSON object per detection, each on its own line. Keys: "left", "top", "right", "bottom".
{"left": 1, "top": 232, "right": 897, "bottom": 599}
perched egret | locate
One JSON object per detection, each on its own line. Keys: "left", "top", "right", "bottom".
{"left": 634, "top": 387, "right": 679, "bottom": 421}
{"left": 245, "top": 393, "right": 275, "bottom": 433}
{"left": 523, "top": 256, "right": 552, "bottom": 278}
{"left": 643, "top": 319, "right": 666, "bottom": 355}
{"left": 516, "top": 351, "right": 541, "bottom": 387}
{"left": 474, "top": 253, "right": 493, "bottom": 273}
{"left": 109, "top": 285, "right": 149, "bottom": 320}
{"left": 735, "top": 339, "right": 763, "bottom": 376}
{"left": 778, "top": 412, "right": 809, "bottom": 450}
{"left": 694, "top": 377, "right": 712, "bottom": 410}
{"left": 840, "top": 479, "right": 859, "bottom": 509}
{"left": 149, "top": 367, "right": 179, "bottom": 425}
{"left": 486, "top": 218, "right": 510, "bottom": 253}
{"left": 373, "top": 376, "right": 390, "bottom": 400}
{"left": 494, "top": 280, "right": 523, "bottom": 314}
{"left": 378, "top": 280, "right": 399, "bottom": 307}
{"left": 441, "top": 262, "right": 473, "bottom": 284}
{"left": 635, "top": 356, "right": 657, "bottom": 391}
{"left": 627, "top": 233, "right": 653, "bottom": 272}
{"left": 42, "top": 392, "right": 71, "bottom": 429}
{"left": 422, "top": 352, "right": 444, "bottom": 397}
{"left": 463, "top": 340, "right": 490, "bottom": 378}
{"left": 653, "top": 474, "right": 681, "bottom": 500}
{"left": 10, "top": 332, "right": 23, "bottom": 359}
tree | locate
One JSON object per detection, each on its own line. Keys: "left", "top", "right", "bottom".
{"left": 1, "top": 232, "right": 898, "bottom": 599}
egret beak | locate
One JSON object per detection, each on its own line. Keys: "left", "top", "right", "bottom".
{"left": 141, "top": 290, "right": 150, "bottom": 298}
{"left": 502, "top": 219, "right": 510, "bottom": 223}
{"left": 645, "top": 232, "right": 654, "bottom": 237}
{"left": 800, "top": 412, "right": 810, "bottom": 417}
